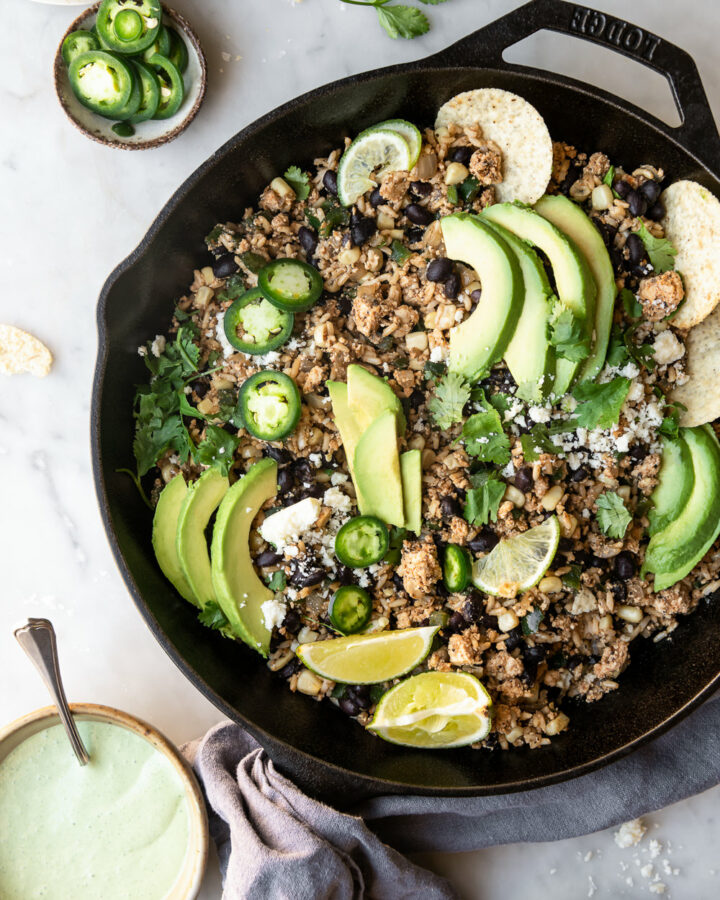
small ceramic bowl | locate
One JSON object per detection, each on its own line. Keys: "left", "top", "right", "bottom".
{"left": 0, "top": 702, "right": 209, "bottom": 899}
{"left": 53, "top": 3, "right": 207, "bottom": 149}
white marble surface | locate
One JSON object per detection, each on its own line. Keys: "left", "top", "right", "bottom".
{"left": 2, "top": 0, "right": 719, "bottom": 896}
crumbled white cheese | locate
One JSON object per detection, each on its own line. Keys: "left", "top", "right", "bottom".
{"left": 323, "top": 486, "right": 352, "bottom": 513}
{"left": 259, "top": 498, "right": 321, "bottom": 550}
{"left": 253, "top": 350, "right": 281, "bottom": 366}
{"left": 648, "top": 884, "right": 666, "bottom": 896}
{"left": 429, "top": 345, "right": 448, "bottom": 363}
{"left": 150, "top": 335, "right": 166, "bottom": 358}
{"left": 331, "top": 472, "right": 348, "bottom": 486}
{"left": 528, "top": 404, "right": 551, "bottom": 424}
{"left": 261, "top": 597, "right": 287, "bottom": 630}
{"left": 308, "top": 452, "right": 323, "bottom": 468}
{"left": 653, "top": 330, "right": 685, "bottom": 365}
{"left": 615, "top": 819, "right": 647, "bottom": 848}
{"left": 215, "top": 311, "right": 236, "bottom": 359}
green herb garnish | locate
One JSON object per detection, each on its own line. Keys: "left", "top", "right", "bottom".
{"left": 428, "top": 371, "right": 470, "bottom": 429}
{"left": 198, "top": 601, "right": 230, "bottom": 630}
{"left": 461, "top": 401, "right": 511, "bottom": 466}
{"left": 520, "top": 423, "right": 557, "bottom": 463}
{"left": 634, "top": 222, "right": 677, "bottom": 274}
{"left": 338, "top": 0, "right": 448, "bottom": 40}
{"left": 548, "top": 307, "right": 591, "bottom": 362}
{"left": 266, "top": 570, "right": 287, "bottom": 592}
{"left": 390, "top": 240, "right": 412, "bottom": 265}
{"left": 283, "top": 165, "right": 311, "bottom": 201}
{"left": 463, "top": 470, "right": 506, "bottom": 527}
{"left": 595, "top": 491, "right": 632, "bottom": 539}
{"left": 194, "top": 425, "right": 239, "bottom": 476}
{"left": 572, "top": 376, "right": 631, "bottom": 430}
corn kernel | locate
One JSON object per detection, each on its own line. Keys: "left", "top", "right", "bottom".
{"left": 445, "top": 162, "right": 469, "bottom": 185}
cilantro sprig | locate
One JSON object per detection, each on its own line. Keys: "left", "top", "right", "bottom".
{"left": 428, "top": 371, "right": 470, "bottom": 429}
{"left": 338, "top": 0, "right": 449, "bottom": 40}
{"left": 463, "top": 470, "right": 506, "bottom": 528}
{"left": 634, "top": 222, "right": 677, "bottom": 274}
{"left": 572, "top": 376, "right": 631, "bottom": 430}
{"left": 198, "top": 601, "right": 230, "bottom": 631}
{"left": 284, "top": 166, "right": 310, "bottom": 201}
{"left": 461, "top": 392, "right": 511, "bottom": 466}
{"left": 595, "top": 491, "right": 632, "bottom": 539}
{"left": 520, "top": 423, "right": 557, "bottom": 463}
{"left": 548, "top": 306, "right": 591, "bottom": 363}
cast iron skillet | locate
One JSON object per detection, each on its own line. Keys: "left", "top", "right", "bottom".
{"left": 92, "top": 0, "right": 720, "bottom": 802}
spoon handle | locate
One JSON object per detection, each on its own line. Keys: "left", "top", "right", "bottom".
{"left": 14, "top": 618, "right": 90, "bottom": 766}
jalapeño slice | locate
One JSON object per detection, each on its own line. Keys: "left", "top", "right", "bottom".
{"left": 113, "top": 59, "right": 144, "bottom": 120}
{"left": 148, "top": 53, "right": 185, "bottom": 120}
{"left": 128, "top": 60, "right": 160, "bottom": 123}
{"left": 167, "top": 26, "right": 189, "bottom": 73}
{"left": 443, "top": 544, "right": 470, "bottom": 593}
{"left": 329, "top": 586, "right": 372, "bottom": 635}
{"left": 95, "top": 0, "right": 162, "bottom": 54}
{"left": 258, "top": 259, "right": 323, "bottom": 313}
{"left": 68, "top": 51, "right": 135, "bottom": 118}
{"left": 142, "top": 24, "right": 172, "bottom": 63}
{"left": 61, "top": 30, "right": 99, "bottom": 67}
{"left": 224, "top": 287, "right": 294, "bottom": 355}
{"left": 335, "top": 516, "right": 389, "bottom": 568}
{"left": 238, "top": 371, "right": 301, "bottom": 441}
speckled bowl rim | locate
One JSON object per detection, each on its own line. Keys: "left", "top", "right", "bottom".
{"left": 0, "top": 702, "right": 209, "bottom": 899}
{"left": 53, "top": 2, "right": 207, "bottom": 150}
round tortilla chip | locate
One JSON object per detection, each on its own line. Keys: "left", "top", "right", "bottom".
{"left": 435, "top": 88, "right": 553, "bottom": 205}
{"left": 661, "top": 180, "right": 720, "bottom": 329}
{"left": 0, "top": 325, "right": 53, "bottom": 377}
{"left": 670, "top": 304, "right": 720, "bottom": 426}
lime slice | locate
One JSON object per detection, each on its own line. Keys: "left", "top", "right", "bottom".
{"left": 360, "top": 119, "right": 422, "bottom": 168}
{"left": 472, "top": 516, "right": 560, "bottom": 598}
{"left": 296, "top": 626, "right": 437, "bottom": 684}
{"left": 368, "top": 671, "right": 492, "bottom": 748}
{"left": 337, "top": 128, "right": 412, "bottom": 207}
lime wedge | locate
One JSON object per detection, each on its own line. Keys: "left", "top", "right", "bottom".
{"left": 368, "top": 671, "right": 492, "bottom": 748}
{"left": 360, "top": 119, "right": 422, "bottom": 168}
{"left": 472, "top": 516, "right": 560, "bottom": 598}
{"left": 337, "top": 128, "right": 412, "bottom": 207}
{"left": 296, "top": 626, "right": 437, "bottom": 684}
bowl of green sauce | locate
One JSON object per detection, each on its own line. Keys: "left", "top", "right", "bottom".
{"left": 0, "top": 703, "right": 208, "bottom": 899}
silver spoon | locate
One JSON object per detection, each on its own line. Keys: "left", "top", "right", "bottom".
{"left": 14, "top": 617, "right": 90, "bottom": 766}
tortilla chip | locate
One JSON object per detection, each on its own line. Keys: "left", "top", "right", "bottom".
{"left": 435, "top": 88, "right": 553, "bottom": 205}
{"left": 661, "top": 180, "right": 720, "bottom": 329}
{"left": 0, "top": 325, "right": 53, "bottom": 377}
{"left": 670, "top": 303, "right": 720, "bottom": 425}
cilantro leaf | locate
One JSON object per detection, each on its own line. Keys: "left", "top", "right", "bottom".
{"left": 602, "top": 165, "right": 615, "bottom": 187}
{"left": 634, "top": 222, "right": 677, "bottom": 274}
{"left": 463, "top": 470, "right": 506, "bottom": 527}
{"left": 284, "top": 166, "right": 310, "bottom": 201}
{"left": 606, "top": 327, "right": 629, "bottom": 368}
{"left": 462, "top": 409, "right": 511, "bottom": 466}
{"left": 520, "top": 423, "right": 556, "bottom": 463}
{"left": 595, "top": 491, "right": 632, "bottom": 539}
{"left": 390, "top": 240, "right": 412, "bottom": 264}
{"left": 620, "top": 287, "right": 642, "bottom": 319}
{"left": 428, "top": 371, "right": 470, "bottom": 429}
{"left": 572, "top": 377, "right": 631, "bottom": 430}
{"left": 198, "top": 601, "right": 230, "bottom": 631}
{"left": 659, "top": 401, "right": 686, "bottom": 439}
{"left": 194, "top": 425, "right": 239, "bottom": 476}
{"left": 217, "top": 274, "right": 245, "bottom": 303}
{"left": 424, "top": 360, "right": 446, "bottom": 380}
{"left": 415, "top": 0, "right": 450, "bottom": 4}
{"left": 549, "top": 307, "right": 591, "bottom": 362}
{"left": 320, "top": 199, "right": 350, "bottom": 237}
{"left": 384, "top": 526, "right": 407, "bottom": 566}
{"left": 625, "top": 325, "right": 656, "bottom": 372}
{"left": 266, "top": 570, "right": 287, "bottom": 592}
{"left": 376, "top": 4, "right": 429, "bottom": 38}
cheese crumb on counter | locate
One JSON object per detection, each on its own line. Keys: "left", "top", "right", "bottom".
{"left": 615, "top": 818, "right": 647, "bottom": 848}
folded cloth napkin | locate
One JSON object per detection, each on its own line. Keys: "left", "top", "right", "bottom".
{"left": 185, "top": 688, "right": 720, "bottom": 897}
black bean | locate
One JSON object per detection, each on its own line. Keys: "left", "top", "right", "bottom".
{"left": 597, "top": 221, "right": 618, "bottom": 249}
{"left": 410, "top": 180, "right": 433, "bottom": 197}
{"left": 335, "top": 564, "right": 354, "bottom": 586}
{"left": 278, "top": 658, "right": 301, "bottom": 679}
{"left": 443, "top": 273, "right": 460, "bottom": 299}
{"left": 446, "top": 611, "right": 466, "bottom": 634}
{"left": 426, "top": 257, "right": 453, "bottom": 283}
{"left": 436, "top": 581, "right": 450, "bottom": 599}
{"left": 560, "top": 163, "right": 583, "bottom": 196}
{"left": 571, "top": 465, "right": 588, "bottom": 483}
{"left": 590, "top": 555, "right": 607, "bottom": 571}
{"left": 614, "top": 552, "right": 636, "bottom": 580}
{"left": 450, "top": 146, "right": 473, "bottom": 166}
{"left": 514, "top": 467, "right": 533, "bottom": 493}
{"left": 299, "top": 483, "right": 325, "bottom": 500}
{"left": 627, "top": 190, "right": 647, "bottom": 218}
{"left": 350, "top": 212, "right": 377, "bottom": 246}
{"left": 193, "top": 379, "right": 210, "bottom": 399}
{"left": 468, "top": 530, "right": 499, "bottom": 554}
{"left": 462, "top": 594, "right": 485, "bottom": 623}
{"left": 408, "top": 387, "right": 425, "bottom": 410}
{"left": 298, "top": 225, "right": 318, "bottom": 255}
{"left": 610, "top": 581, "right": 627, "bottom": 603}
{"left": 347, "top": 684, "right": 371, "bottom": 708}
{"left": 626, "top": 233, "right": 645, "bottom": 266}
{"left": 469, "top": 288, "right": 482, "bottom": 308}
{"left": 369, "top": 187, "right": 384, "bottom": 207}
{"left": 610, "top": 247, "right": 626, "bottom": 275}
{"left": 558, "top": 537, "right": 574, "bottom": 555}
{"left": 404, "top": 203, "right": 434, "bottom": 226}
{"left": 522, "top": 645, "right": 546, "bottom": 681}
{"left": 645, "top": 200, "right": 665, "bottom": 222}
{"left": 255, "top": 549, "right": 283, "bottom": 567}
{"left": 288, "top": 561, "right": 325, "bottom": 588}
{"left": 629, "top": 444, "right": 648, "bottom": 462}
{"left": 339, "top": 697, "right": 361, "bottom": 716}
{"left": 281, "top": 608, "right": 302, "bottom": 634}
{"left": 277, "top": 468, "right": 294, "bottom": 494}
{"left": 212, "top": 253, "right": 239, "bottom": 278}
{"left": 613, "top": 179, "right": 631, "bottom": 199}
{"left": 504, "top": 627, "right": 523, "bottom": 651}
{"left": 264, "top": 446, "right": 292, "bottom": 465}
{"left": 639, "top": 180, "right": 662, "bottom": 204}
{"left": 322, "top": 169, "right": 338, "bottom": 195}
{"left": 441, "top": 496, "right": 462, "bottom": 519}
{"left": 291, "top": 458, "right": 313, "bottom": 482}
{"left": 338, "top": 292, "right": 354, "bottom": 315}
{"left": 392, "top": 573, "right": 405, "bottom": 593}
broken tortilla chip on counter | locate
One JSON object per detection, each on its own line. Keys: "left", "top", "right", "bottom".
{"left": 0, "top": 324, "right": 53, "bottom": 377}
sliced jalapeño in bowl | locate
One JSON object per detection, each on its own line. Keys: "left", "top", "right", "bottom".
{"left": 224, "top": 287, "right": 294, "bottom": 355}
{"left": 95, "top": 0, "right": 162, "bottom": 55}
{"left": 335, "top": 516, "right": 389, "bottom": 568}
{"left": 68, "top": 51, "right": 136, "bottom": 118}
{"left": 329, "top": 586, "right": 372, "bottom": 635}
{"left": 61, "top": 30, "right": 99, "bottom": 67}
{"left": 148, "top": 53, "right": 185, "bottom": 120}
{"left": 258, "top": 259, "right": 323, "bottom": 313}
{"left": 238, "top": 371, "right": 301, "bottom": 441}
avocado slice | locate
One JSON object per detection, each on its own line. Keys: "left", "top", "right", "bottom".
{"left": 347, "top": 364, "right": 406, "bottom": 433}
{"left": 482, "top": 218, "right": 556, "bottom": 401}
{"left": 210, "top": 458, "right": 278, "bottom": 656}
{"left": 354, "top": 410, "right": 405, "bottom": 527}
{"left": 176, "top": 467, "right": 229, "bottom": 609}
{"left": 441, "top": 213, "right": 524, "bottom": 383}
{"left": 643, "top": 426, "right": 720, "bottom": 591}
{"left": 152, "top": 474, "right": 198, "bottom": 606}
{"left": 327, "top": 380, "right": 370, "bottom": 510}
{"left": 400, "top": 449, "right": 422, "bottom": 534}
{"left": 535, "top": 194, "right": 616, "bottom": 382}
{"left": 647, "top": 436, "right": 695, "bottom": 537}
{"left": 482, "top": 202, "right": 597, "bottom": 396}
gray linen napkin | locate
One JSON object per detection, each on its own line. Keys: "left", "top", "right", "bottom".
{"left": 185, "top": 689, "right": 720, "bottom": 896}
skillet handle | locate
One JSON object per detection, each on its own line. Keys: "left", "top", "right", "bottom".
{"left": 433, "top": 0, "right": 720, "bottom": 166}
